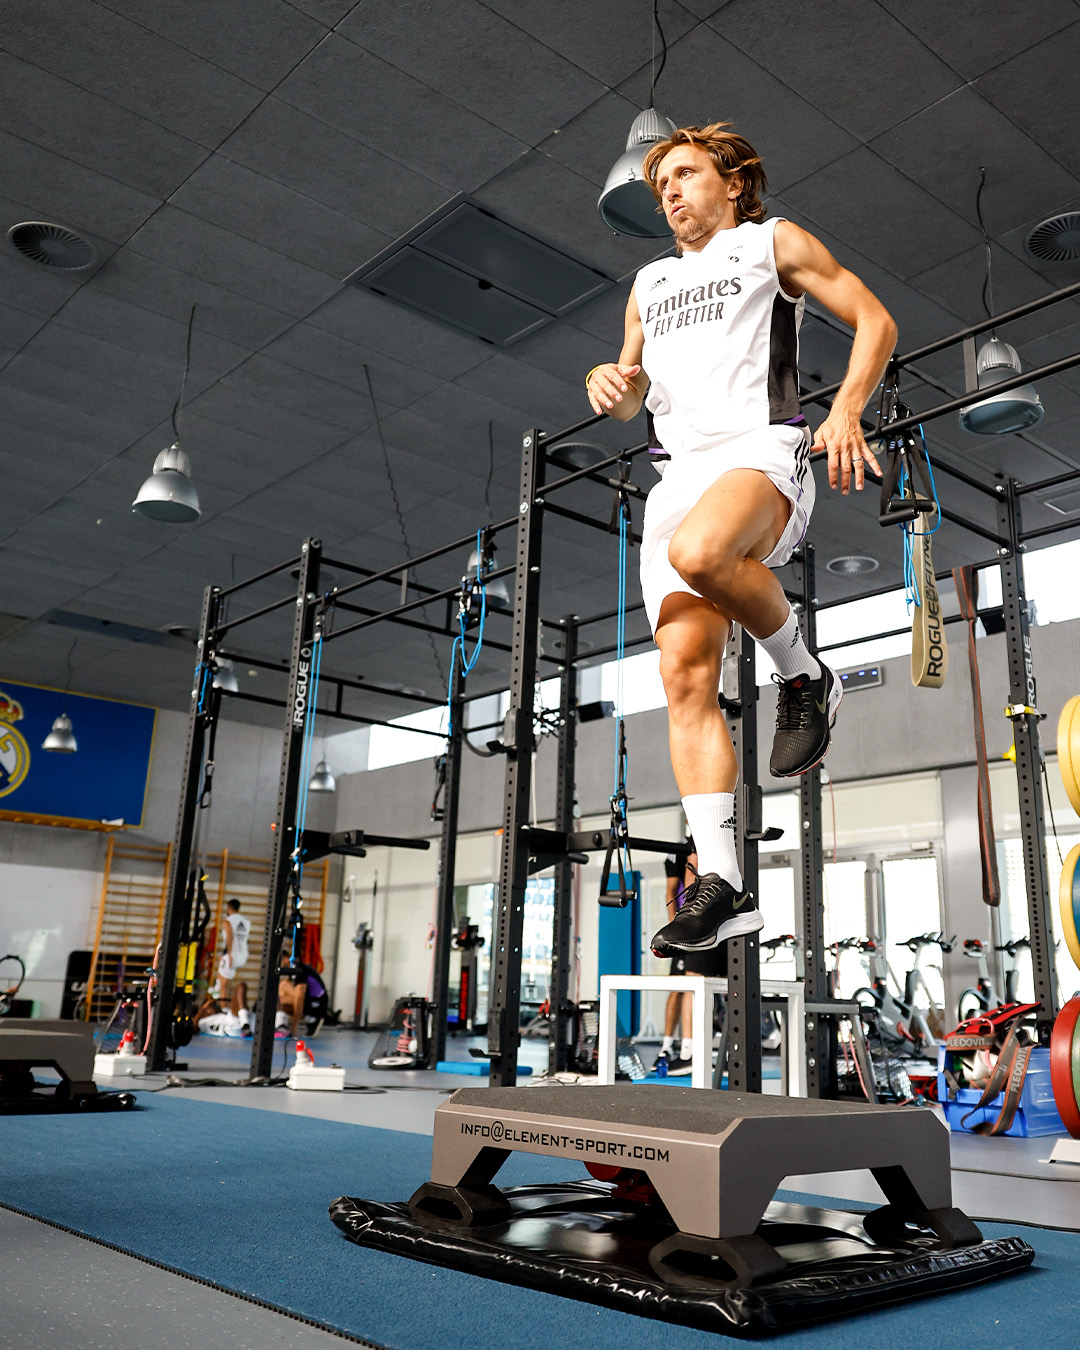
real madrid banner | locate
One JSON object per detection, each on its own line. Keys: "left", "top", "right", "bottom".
{"left": 0, "top": 681, "right": 156, "bottom": 827}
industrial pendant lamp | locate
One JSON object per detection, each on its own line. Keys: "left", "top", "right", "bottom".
{"left": 308, "top": 759, "right": 337, "bottom": 793}
{"left": 133, "top": 304, "right": 202, "bottom": 521}
{"left": 43, "top": 640, "right": 78, "bottom": 753}
{"left": 598, "top": 2, "right": 675, "bottom": 237}
{"left": 959, "top": 170, "right": 1044, "bottom": 436}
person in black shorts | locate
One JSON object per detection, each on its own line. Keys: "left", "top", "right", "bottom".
{"left": 655, "top": 839, "right": 727, "bottom": 1076}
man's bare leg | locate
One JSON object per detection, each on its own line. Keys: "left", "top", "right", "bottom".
{"left": 651, "top": 469, "right": 797, "bottom": 953}
{"left": 669, "top": 467, "right": 839, "bottom": 778}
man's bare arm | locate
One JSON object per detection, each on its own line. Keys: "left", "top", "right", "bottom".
{"left": 586, "top": 286, "right": 649, "bottom": 422}
{"left": 774, "top": 221, "right": 897, "bottom": 495}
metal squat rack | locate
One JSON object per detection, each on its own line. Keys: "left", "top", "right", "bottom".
{"left": 488, "top": 278, "right": 1080, "bottom": 1092}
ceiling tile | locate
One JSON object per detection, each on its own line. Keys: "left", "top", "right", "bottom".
{"left": 709, "top": 0, "right": 960, "bottom": 141}
{"left": 871, "top": 87, "right": 1080, "bottom": 236}
{"left": 126, "top": 205, "right": 339, "bottom": 317}
{"left": 0, "top": 248, "right": 85, "bottom": 319}
{"left": 976, "top": 22, "right": 1080, "bottom": 178}
{"left": 168, "top": 154, "right": 390, "bottom": 277}
{"left": 908, "top": 242, "right": 1080, "bottom": 347}
{"left": 86, "top": 249, "right": 297, "bottom": 352}
{"left": 0, "top": 302, "right": 48, "bottom": 352}
{"left": 877, "top": 0, "right": 1079, "bottom": 82}
{"left": 96, "top": 0, "right": 330, "bottom": 89}
{"left": 183, "top": 379, "right": 350, "bottom": 461}
{"left": 1, "top": 1, "right": 263, "bottom": 146}
{"left": 0, "top": 51, "right": 204, "bottom": 198}
{"left": 474, "top": 150, "right": 664, "bottom": 280}
{"left": 306, "top": 289, "right": 492, "bottom": 381}
{"left": 782, "top": 147, "right": 982, "bottom": 281}
{"left": 0, "top": 346, "right": 171, "bottom": 432}
{"left": 0, "top": 134, "right": 158, "bottom": 244}
{"left": 276, "top": 34, "right": 527, "bottom": 191}
{"left": 337, "top": 0, "right": 604, "bottom": 144}
{"left": 622, "top": 26, "right": 859, "bottom": 198}
{"left": 478, "top": 0, "right": 700, "bottom": 88}
{"left": 262, "top": 321, "right": 446, "bottom": 406}
{"left": 213, "top": 351, "right": 377, "bottom": 431}
{"left": 218, "top": 97, "right": 449, "bottom": 237}
{"left": 536, "top": 91, "right": 653, "bottom": 191}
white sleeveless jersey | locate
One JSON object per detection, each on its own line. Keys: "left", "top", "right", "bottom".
{"left": 637, "top": 218, "right": 804, "bottom": 457}
{"left": 226, "top": 912, "right": 250, "bottom": 967}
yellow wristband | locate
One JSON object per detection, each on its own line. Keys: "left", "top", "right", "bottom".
{"left": 585, "top": 365, "right": 605, "bottom": 391}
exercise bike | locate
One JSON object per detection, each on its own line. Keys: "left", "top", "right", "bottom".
{"left": 956, "top": 935, "right": 1032, "bottom": 1021}
{"left": 896, "top": 932, "right": 954, "bottom": 1049}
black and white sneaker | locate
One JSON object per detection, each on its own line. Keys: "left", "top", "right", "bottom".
{"left": 667, "top": 1056, "right": 693, "bottom": 1077}
{"left": 650, "top": 872, "right": 762, "bottom": 953}
{"left": 769, "top": 664, "right": 842, "bottom": 778}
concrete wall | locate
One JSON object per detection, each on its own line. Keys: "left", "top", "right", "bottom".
{"left": 0, "top": 706, "right": 296, "bottom": 1016}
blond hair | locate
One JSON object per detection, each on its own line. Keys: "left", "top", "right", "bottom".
{"left": 642, "top": 122, "right": 767, "bottom": 225}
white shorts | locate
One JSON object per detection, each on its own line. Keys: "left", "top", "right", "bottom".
{"left": 218, "top": 954, "right": 247, "bottom": 981}
{"left": 640, "top": 423, "right": 815, "bottom": 635}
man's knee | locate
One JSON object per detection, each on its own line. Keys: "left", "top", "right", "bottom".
{"left": 658, "top": 643, "right": 720, "bottom": 709}
{"left": 668, "top": 530, "right": 738, "bottom": 599}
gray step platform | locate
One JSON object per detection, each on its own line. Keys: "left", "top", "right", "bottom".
{"left": 331, "top": 1084, "right": 1034, "bottom": 1335}
{"left": 0, "top": 1019, "right": 133, "bottom": 1113}
{"left": 410, "top": 1085, "right": 979, "bottom": 1283}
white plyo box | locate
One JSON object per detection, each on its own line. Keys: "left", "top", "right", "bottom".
{"left": 287, "top": 1061, "right": 345, "bottom": 1091}
{"left": 94, "top": 1053, "right": 146, "bottom": 1077}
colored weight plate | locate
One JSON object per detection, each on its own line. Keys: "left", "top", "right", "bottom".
{"left": 1050, "top": 997, "right": 1080, "bottom": 1139}
{"left": 1059, "top": 843, "right": 1080, "bottom": 972}
{"left": 1057, "top": 696, "right": 1080, "bottom": 819}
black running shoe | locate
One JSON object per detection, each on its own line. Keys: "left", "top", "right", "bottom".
{"left": 667, "top": 1056, "right": 693, "bottom": 1077}
{"left": 769, "top": 664, "right": 842, "bottom": 778}
{"left": 650, "top": 872, "right": 762, "bottom": 953}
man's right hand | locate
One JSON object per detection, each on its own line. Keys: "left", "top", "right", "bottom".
{"left": 586, "top": 362, "right": 642, "bottom": 416}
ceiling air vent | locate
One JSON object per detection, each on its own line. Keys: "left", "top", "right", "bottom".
{"left": 1044, "top": 489, "right": 1080, "bottom": 516}
{"left": 346, "top": 196, "right": 613, "bottom": 346}
{"left": 1024, "top": 213, "right": 1080, "bottom": 263}
{"left": 8, "top": 221, "right": 97, "bottom": 270}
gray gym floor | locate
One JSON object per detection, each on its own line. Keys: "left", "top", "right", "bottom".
{"left": 6, "top": 1028, "right": 1077, "bottom": 1347}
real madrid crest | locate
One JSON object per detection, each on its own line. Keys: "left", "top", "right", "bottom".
{"left": 0, "top": 690, "right": 30, "bottom": 797}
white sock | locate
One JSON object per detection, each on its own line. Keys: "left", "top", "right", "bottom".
{"left": 679, "top": 1039, "right": 692, "bottom": 1060}
{"left": 681, "top": 792, "right": 741, "bottom": 889}
{"left": 661, "top": 1036, "right": 674, "bottom": 1054}
{"left": 757, "top": 606, "right": 820, "bottom": 681}
{"left": 237, "top": 1008, "right": 252, "bottom": 1028}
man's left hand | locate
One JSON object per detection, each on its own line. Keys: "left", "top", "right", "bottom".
{"left": 813, "top": 410, "right": 881, "bottom": 495}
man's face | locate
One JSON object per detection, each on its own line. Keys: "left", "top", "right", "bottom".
{"left": 654, "top": 144, "right": 738, "bottom": 246}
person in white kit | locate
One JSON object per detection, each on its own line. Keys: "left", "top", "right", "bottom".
{"left": 585, "top": 123, "right": 896, "bottom": 955}
{"left": 216, "top": 898, "right": 252, "bottom": 1022}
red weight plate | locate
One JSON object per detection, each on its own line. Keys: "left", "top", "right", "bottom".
{"left": 1050, "top": 997, "right": 1080, "bottom": 1139}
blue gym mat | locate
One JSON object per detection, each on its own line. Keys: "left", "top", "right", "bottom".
{"left": 0, "top": 1093, "right": 1074, "bottom": 1348}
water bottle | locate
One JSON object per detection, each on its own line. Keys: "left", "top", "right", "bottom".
{"left": 655, "top": 1051, "right": 668, "bottom": 1079}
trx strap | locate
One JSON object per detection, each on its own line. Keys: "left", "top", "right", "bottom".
{"left": 953, "top": 565, "right": 1001, "bottom": 908}
{"left": 876, "top": 376, "right": 947, "bottom": 688}
{"left": 288, "top": 617, "right": 326, "bottom": 966}
{"left": 600, "top": 466, "right": 635, "bottom": 907}
{"left": 876, "top": 376, "right": 936, "bottom": 526}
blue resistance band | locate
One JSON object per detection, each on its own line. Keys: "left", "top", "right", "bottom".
{"left": 445, "top": 530, "right": 488, "bottom": 733}
{"left": 901, "top": 425, "right": 941, "bottom": 613}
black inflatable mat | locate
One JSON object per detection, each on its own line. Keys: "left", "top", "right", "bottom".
{"left": 329, "top": 1181, "right": 1033, "bottom": 1338}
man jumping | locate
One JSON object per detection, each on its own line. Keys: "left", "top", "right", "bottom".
{"left": 586, "top": 122, "right": 896, "bottom": 956}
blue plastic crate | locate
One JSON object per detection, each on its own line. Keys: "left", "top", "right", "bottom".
{"left": 937, "top": 1044, "right": 1064, "bottom": 1137}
